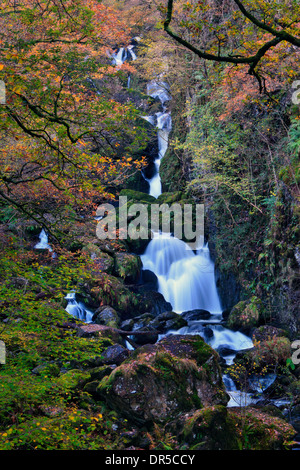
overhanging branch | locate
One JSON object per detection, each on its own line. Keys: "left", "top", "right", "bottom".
{"left": 163, "top": 0, "right": 299, "bottom": 92}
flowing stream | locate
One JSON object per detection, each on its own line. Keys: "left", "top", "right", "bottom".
{"left": 128, "top": 48, "right": 261, "bottom": 407}
{"left": 35, "top": 43, "right": 274, "bottom": 408}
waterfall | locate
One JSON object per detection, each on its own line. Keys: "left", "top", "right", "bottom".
{"left": 89, "top": 42, "right": 258, "bottom": 406}
{"left": 141, "top": 233, "right": 222, "bottom": 314}
{"left": 65, "top": 291, "right": 94, "bottom": 323}
{"left": 143, "top": 78, "right": 172, "bottom": 198}
{"left": 34, "top": 229, "right": 53, "bottom": 253}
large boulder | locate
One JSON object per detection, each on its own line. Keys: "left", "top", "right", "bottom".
{"left": 140, "top": 290, "right": 173, "bottom": 316}
{"left": 226, "top": 296, "right": 263, "bottom": 334}
{"left": 175, "top": 405, "right": 296, "bottom": 450}
{"left": 96, "top": 335, "right": 228, "bottom": 425}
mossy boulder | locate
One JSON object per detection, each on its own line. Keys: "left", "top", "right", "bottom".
{"left": 232, "top": 335, "right": 291, "bottom": 380}
{"left": 251, "top": 336, "right": 291, "bottom": 367}
{"left": 31, "top": 362, "right": 60, "bottom": 378}
{"left": 119, "top": 189, "right": 156, "bottom": 204}
{"left": 117, "top": 189, "right": 154, "bottom": 253}
{"left": 88, "top": 273, "right": 144, "bottom": 317}
{"left": 97, "top": 335, "right": 228, "bottom": 425}
{"left": 156, "top": 191, "right": 183, "bottom": 205}
{"left": 56, "top": 369, "right": 91, "bottom": 390}
{"left": 159, "top": 145, "right": 184, "bottom": 193}
{"left": 179, "top": 405, "right": 240, "bottom": 450}
{"left": 178, "top": 401, "right": 296, "bottom": 450}
{"left": 227, "top": 296, "right": 263, "bottom": 334}
{"left": 252, "top": 325, "right": 289, "bottom": 342}
{"left": 114, "top": 252, "right": 142, "bottom": 284}
{"left": 228, "top": 407, "right": 296, "bottom": 450}
{"left": 92, "top": 305, "right": 120, "bottom": 329}
{"left": 82, "top": 243, "right": 114, "bottom": 274}
{"left": 99, "top": 344, "right": 130, "bottom": 366}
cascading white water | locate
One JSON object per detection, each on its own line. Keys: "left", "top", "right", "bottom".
{"left": 90, "top": 41, "right": 259, "bottom": 406}
{"left": 34, "top": 229, "right": 53, "bottom": 251}
{"left": 65, "top": 291, "right": 94, "bottom": 323}
{"left": 141, "top": 233, "right": 222, "bottom": 314}
{"left": 147, "top": 79, "right": 171, "bottom": 105}
{"left": 111, "top": 46, "right": 137, "bottom": 66}
{"left": 147, "top": 125, "right": 170, "bottom": 198}
{"left": 139, "top": 57, "right": 256, "bottom": 406}
{"left": 143, "top": 78, "right": 172, "bottom": 198}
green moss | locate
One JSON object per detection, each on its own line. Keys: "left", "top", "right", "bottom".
{"left": 114, "top": 252, "right": 142, "bottom": 283}
{"left": 227, "top": 296, "right": 263, "bottom": 332}
{"left": 182, "top": 406, "right": 240, "bottom": 450}
{"left": 56, "top": 369, "right": 91, "bottom": 390}
{"left": 159, "top": 147, "right": 184, "bottom": 192}
{"left": 181, "top": 336, "right": 213, "bottom": 365}
{"left": 156, "top": 191, "right": 183, "bottom": 204}
{"left": 119, "top": 189, "right": 156, "bottom": 204}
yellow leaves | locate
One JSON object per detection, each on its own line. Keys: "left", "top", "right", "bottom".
{"left": 12, "top": 83, "right": 26, "bottom": 95}
{"left": 0, "top": 64, "right": 4, "bottom": 71}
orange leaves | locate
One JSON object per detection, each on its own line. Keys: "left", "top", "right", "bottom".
{"left": 0, "top": 0, "right": 150, "bottom": 221}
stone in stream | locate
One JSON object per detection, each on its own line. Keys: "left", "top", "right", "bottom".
{"left": 181, "top": 309, "right": 212, "bottom": 322}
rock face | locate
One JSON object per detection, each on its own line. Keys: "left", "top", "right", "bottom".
{"left": 96, "top": 335, "right": 228, "bottom": 425}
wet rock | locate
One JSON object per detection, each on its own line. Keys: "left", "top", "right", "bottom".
{"left": 92, "top": 305, "right": 120, "bottom": 328}
{"left": 141, "top": 269, "right": 158, "bottom": 291}
{"left": 141, "top": 290, "right": 173, "bottom": 316}
{"left": 130, "top": 326, "right": 159, "bottom": 345}
{"left": 216, "top": 345, "right": 237, "bottom": 357}
{"left": 203, "top": 326, "right": 214, "bottom": 339}
{"left": 150, "top": 311, "right": 188, "bottom": 333}
{"left": 181, "top": 309, "right": 212, "bottom": 322}
{"left": 121, "top": 312, "right": 155, "bottom": 331}
{"left": 120, "top": 311, "right": 186, "bottom": 338}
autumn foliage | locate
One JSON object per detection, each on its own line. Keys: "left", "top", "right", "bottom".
{"left": 0, "top": 0, "right": 146, "bottom": 227}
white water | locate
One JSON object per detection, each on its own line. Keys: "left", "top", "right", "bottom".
{"left": 142, "top": 78, "right": 172, "bottom": 198}
{"left": 91, "top": 42, "right": 258, "bottom": 406}
{"left": 141, "top": 234, "right": 222, "bottom": 314}
{"left": 147, "top": 79, "right": 171, "bottom": 104}
{"left": 34, "top": 229, "right": 53, "bottom": 251}
{"left": 65, "top": 291, "right": 94, "bottom": 323}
